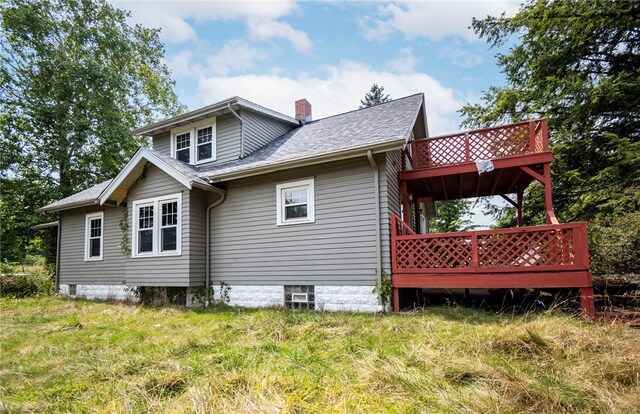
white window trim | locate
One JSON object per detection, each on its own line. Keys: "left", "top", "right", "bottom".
{"left": 170, "top": 118, "right": 217, "bottom": 165}
{"left": 84, "top": 211, "right": 104, "bottom": 261}
{"left": 276, "top": 178, "right": 315, "bottom": 226}
{"left": 131, "top": 193, "right": 182, "bottom": 258}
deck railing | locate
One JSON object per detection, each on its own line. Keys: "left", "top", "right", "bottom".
{"left": 409, "top": 119, "right": 549, "bottom": 169}
{"left": 391, "top": 215, "right": 589, "bottom": 274}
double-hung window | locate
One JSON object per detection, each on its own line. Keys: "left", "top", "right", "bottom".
{"left": 85, "top": 212, "right": 104, "bottom": 261}
{"left": 175, "top": 132, "right": 191, "bottom": 163}
{"left": 132, "top": 194, "right": 181, "bottom": 257}
{"left": 171, "top": 118, "right": 216, "bottom": 165}
{"left": 276, "top": 178, "right": 315, "bottom": 226}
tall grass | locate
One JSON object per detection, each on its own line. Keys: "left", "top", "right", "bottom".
{"left": 1, "top": 298, "right": 638, "bottom": 413}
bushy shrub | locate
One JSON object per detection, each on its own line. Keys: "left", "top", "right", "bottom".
{"left": 0, "top": 272, "right": 54, "bottom": 298}
{"left": 589, "top": 212, "right": 640, "bottom": 275}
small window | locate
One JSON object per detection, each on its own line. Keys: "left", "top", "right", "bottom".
{"left": 137, "top": 204, "right": 154, "bottom": 254}
{"left": 171, "top": 118, "right": 216, "bottom": 165}
{"left": 68, "top": 284, "right": 77, "bottom": 296}
{"left": 85, "top": 212, "right": 104, "bottom": 261}
{"left": 160, "top": 200, "right": 178, "bottom": 252}
{"left": 196, "top": 126, "right": 213, "bottom": 162}
{"left": 285, "top": 285, "right": 315, "bottom": 310}
{"left": 175, "top": 132, "right": 191, "bottom": 163}
{"left": 276, "top": 178, "right": 315, "bottom": 226}
{"left": 132, "top": 194, "right": 181, "bottom": 257}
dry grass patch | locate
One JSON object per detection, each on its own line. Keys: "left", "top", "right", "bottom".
{"left": 0, "top": 297, "right": 638, "bottom": 413}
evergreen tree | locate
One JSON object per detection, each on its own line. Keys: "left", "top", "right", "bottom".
{"left": 360, "top": 83, "right": 391, "bottom": 108}
{"left": 461, "top": 0, "right": 640, "bottom": 225}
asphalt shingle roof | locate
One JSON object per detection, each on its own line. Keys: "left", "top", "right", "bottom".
{"left": 39, "top": 93, "right": 423, "bottom": 211}
{"left": 199, "top": 93, "right": 423, "bottom": 179}
{"left": 149, "top": 149, "right": 210, "bottom": 187}
{"left": 38, "top": 179, "right": 112, "bottom": 212}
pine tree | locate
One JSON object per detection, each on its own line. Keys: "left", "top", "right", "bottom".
{"left": 360, "top": 83, "right": 391, "bottom": 108}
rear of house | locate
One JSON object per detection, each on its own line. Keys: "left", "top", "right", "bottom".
{"left": 39, "top": 94, "right": 428, "bottom": 311}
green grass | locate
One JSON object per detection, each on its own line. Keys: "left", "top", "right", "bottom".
{"left": 1, "top": 298, "right": 638, "bottom": 413}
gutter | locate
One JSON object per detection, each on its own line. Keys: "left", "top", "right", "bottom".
{"left": 227, "top": 103, "right": 246, "bottom": 159}
{"left": 366, "top": 150, "right": 383, "bottom": 310}
{"left": 37, "top": 199, "right": 98, "bottom": 213}
{"left": 55, "top": 218, "right": 61, "bottom": 292}
{"left": 205, "top": 186, "right": 227, "bottom": 306}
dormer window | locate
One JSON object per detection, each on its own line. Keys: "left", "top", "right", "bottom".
{"left": 175, "top": 132, "right": 191, "bottom": 163}
{"left": 171, "top": 118, "right": 216, "bottom": 165}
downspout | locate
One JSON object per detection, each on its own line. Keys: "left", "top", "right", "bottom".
{"left": 55, "top": 218, "right": 61, "bottom": 293}
{"left": 366, "top": 150, "right": 383, "bottom": 308}
{"left": 227, "top": 103, "right": 245, "bottom": 159}
{"left": 205, "top": 186, "right": 227, "bottom": 306}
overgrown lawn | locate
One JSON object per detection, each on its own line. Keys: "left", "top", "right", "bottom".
{"left": 1, "top": 298, "right": 638, "bottom": 413}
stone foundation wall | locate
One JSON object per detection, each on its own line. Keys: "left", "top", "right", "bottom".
{"left": 59, "top": 284, "right": 137, "bottom": 302}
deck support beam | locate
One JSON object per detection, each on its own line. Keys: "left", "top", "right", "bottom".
{"left": 517, "top": 186, "right": 524, "bottom": 227}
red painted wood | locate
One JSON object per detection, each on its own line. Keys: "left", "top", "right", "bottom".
{"left": 392, "top": 272, "right": 592, "bottom": 289}
{"left": 410, "top": 119, "right": 549, "bottom": 170}
{"left": 399, "top": 152, "right": 553, "bottom": 180}
{"left": 393, "top": 288, "right": 400, "bottom": 313}
{"left": 579, "top": 287, "right": 595, "bottom": 319}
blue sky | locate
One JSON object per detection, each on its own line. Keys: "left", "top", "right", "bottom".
{"left": 114, "top": 0, "right": 519, "bottom": 136}
{"left": 113, "top": 0, "right": 520, "bottom": 225}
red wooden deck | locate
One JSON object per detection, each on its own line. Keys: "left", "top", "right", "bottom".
{"left": 394, "top": 119, "right": 595, "bottom": 317}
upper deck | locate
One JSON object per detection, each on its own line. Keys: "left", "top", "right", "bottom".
{"left": 401, "top": 119, "right": 553, "bottom": 201}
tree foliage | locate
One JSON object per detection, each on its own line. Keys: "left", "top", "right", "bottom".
{"left": 461, "top": 0, "right": 640, "bottom": 225}
{"left": 0, "top": 0, "right": 184, "bottom": 261}
{"left": 360, "top": 83, "right": 391, "bottom": 108}
{"left": 428, "top": 200, "right": 476, "bottom": 233}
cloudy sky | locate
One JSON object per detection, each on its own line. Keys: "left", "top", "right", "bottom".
{"left": 112, "top": 0, "right": 519, "bottom": 136}
{"left": 112, "top": 0, "right": 520, "bottom": 225}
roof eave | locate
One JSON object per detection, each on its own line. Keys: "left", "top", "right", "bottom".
{"left": 37, "top": 199, "right": 99, "bottom": 213}
{"left": 132, "top": 97, "right": 298, "bottom": 136}
{"left": 207, "top": 138, "right": 406, "bottom": 183}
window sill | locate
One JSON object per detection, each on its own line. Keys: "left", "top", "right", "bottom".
{"left": 130, "top": 252, "right": 182, "bottom": 259}
{"left": 276, "top": 219, "right": 315, "bottom": 227}
{"left": 84, "top": 257, "right": 103, "bottom": 262}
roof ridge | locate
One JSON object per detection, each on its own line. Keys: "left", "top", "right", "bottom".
{"left": 307, "top": 92, "right": 424, "bottom": 123}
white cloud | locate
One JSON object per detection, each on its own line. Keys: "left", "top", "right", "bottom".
{"left": 197, "top": 60, "right": 466, "bottom": 135}
{"left": 112, "top": 0, "right": 300, "bottom": 43}
{"left": 385, "top": 47, "right": 419, "bottom": 73}
{"left": 247, "top": 19, "right": 313, "bottom": 53}
{"left": 208, "top": 39, "right": 270, "bottom": 76}
{"left": 362, "top": 0, "right": 519, "bottom": 42}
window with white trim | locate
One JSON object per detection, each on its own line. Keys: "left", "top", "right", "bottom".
{"left": 171, "top": 118, "right": 216, "bottom": 165}
{"left": 276, "top": 178, "right": 315, "bottom": 225}
{"left": 85, "top": 212, "right": 104, "bottom": 261}
{"left": 132, "top": 194, "right": 181, "bottom": 257}
{"left": 175, "top": 132, "right": 191, "bottom": 163}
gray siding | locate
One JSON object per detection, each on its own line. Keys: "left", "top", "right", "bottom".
{"left": 380, "top": 150, "right": 402, "bottom": 275}
{"left": 152, "top": 131, "right": 171, "bottom": 155}
{"left": 188, "top": 188, "right": 208, "bottom": 284}
{"left": 125, "top": 165, "right": 193, "bottom": 286}
{"left": 210, "top": 158, "right": 378, "bottom": 286}
{"left": 215, "top": 113, "right": 241, "bottom": 164}
{"left": 59, "top": 206, "right": 126, "bottom": 284}
{"left": 241, "top": 109, "right": 295, "bottom": 155}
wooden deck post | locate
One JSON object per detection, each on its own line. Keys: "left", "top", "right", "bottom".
{"left": 579, "top": 287, "right": 595, "bottom": 320}
{"left": 517, "top": 186, "right": 524, "bottom": 227}
{"left": 543, "top": 162, "right": 558, "bottom": 224}
{"left": 401, "top": 181, "right": 410, "bottom": 225}
{"left": 393, "top": 288, "right": 400, "bottom": 313}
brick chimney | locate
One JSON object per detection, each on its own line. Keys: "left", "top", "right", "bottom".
{"left": 295, "top": 98, "right": 312, "bottom": 123}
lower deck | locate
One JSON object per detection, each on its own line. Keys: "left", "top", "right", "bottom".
{"left": 390, "top": 215, "right": 595, "bottom": 317}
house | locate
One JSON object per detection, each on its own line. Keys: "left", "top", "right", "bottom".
{"left": 38, "top": 93, "right": 594, "bottom": 316}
